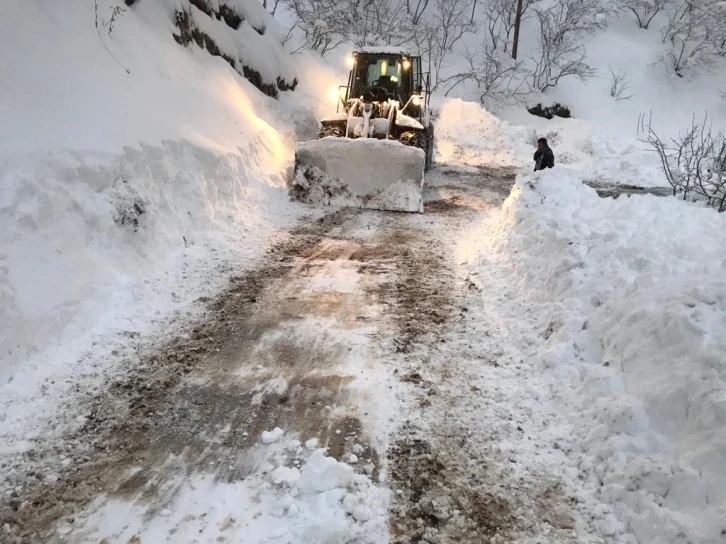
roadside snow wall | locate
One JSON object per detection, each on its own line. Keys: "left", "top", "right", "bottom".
{"left": 0, "top": 0, "right": 339, "bottom": 442}
{"left": 493, "top": 171, "right": 726, "bottom": 544}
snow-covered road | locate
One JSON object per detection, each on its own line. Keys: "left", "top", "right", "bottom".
{"left": 1, "top": 165, "right": 600, "bottom": 543}
{"left": 4, "top": 161, "right": 723, "bottom": 544}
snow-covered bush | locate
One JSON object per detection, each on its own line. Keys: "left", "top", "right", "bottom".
{"left": 529, "top": 0, "right": 609, "bottom": 91}
{"left": 608, "top": 66, "right": 634, "bottom": 100}
{"left": 648, "top": 114, "right": 726, "bottom": 210}
{"left": 527, "top": 102, "right": 571, "bottom": 119}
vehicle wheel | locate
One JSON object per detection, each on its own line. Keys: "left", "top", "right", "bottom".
{"left": 318, "top": 124, "right": 344, "bottom": 139}
{"left": 399, "top": 131, "right": 419, "bottom": 147}
{"left": 424, "top": 123, "right": 435, "bottom": 171}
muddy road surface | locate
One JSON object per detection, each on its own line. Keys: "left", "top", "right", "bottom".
{"left": 1, "top": 165, "right": 583, "bottom": 544}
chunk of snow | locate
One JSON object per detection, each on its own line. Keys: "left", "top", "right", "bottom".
{"left": 294, "top": 138, "right": 425, "bottom": 213}
{"left": 271, "top": 466, "right": 300, "bottom": 487}
{"left": 298, "top": 450, "right": 354, "bottom": 494}
{"left": 494, "top": 170, "right": 726, "bottom": 544}
{"left": 261, "top": 427, "right": 284, "bottom": 444}
{"left": 396, "top": 114, "right": 424, "bottom": 130}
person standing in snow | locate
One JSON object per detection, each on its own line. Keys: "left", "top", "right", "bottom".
{"left": 533, "top": 137, "right": 555, "bottom": 171}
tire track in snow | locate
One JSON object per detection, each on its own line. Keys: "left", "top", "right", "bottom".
{"left": 1, "top": 208, "right": 395, "bottom": 543}
{"left": 382, "top": 166, "right": 586, "bottom": 544}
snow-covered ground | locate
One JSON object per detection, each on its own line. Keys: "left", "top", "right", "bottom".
{"left": 489, "top": 171, "right": 726, "bottom": 544}
{"left": 427, "top": 99, "right": 726, "bottom": 543}
{"left": 3, "top": 1, "right": 726, "bottom": 542}
{"left": 74, "top": 442, "right": 388, "bottom": 543}
{"left": 0, "top": 0, "right": 341, "bottom": 458}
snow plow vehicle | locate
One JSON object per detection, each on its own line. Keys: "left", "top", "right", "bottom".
{"left": 292, "top": 48, "right": 434, "bottom": 213}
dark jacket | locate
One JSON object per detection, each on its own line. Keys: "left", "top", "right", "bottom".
{"left": 534, "top": 148, "right": 555, "bottom": 171}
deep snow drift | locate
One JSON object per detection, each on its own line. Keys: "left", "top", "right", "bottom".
{"left": 0, "top": 0, "right": 339, "bottom": 455}
{"left": 435, "top": 98, "right": 665, "bottom": 187}
{"left": 492, "top": 171, "right": 726, "bottom": 544}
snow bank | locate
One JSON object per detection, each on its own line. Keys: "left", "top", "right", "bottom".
{"left": 0, "top": 140, "right": 286, "bottom": 370}
{"left": 0, "top": 0, "right": 329, "bottom": 450}
{"left": 494, "top": 171, "right": 726, "bottom": 543}
{"left": 436, "top": 98, "right": 665, "bottom": 187}
{"left": 435, "top": 99, "right": 527, "bottom": 168}
{"left": 73, "top": 439, "right": 388, "bottom": 542}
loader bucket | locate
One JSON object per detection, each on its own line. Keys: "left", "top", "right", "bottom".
{"left": 292, "top": 138, "right": 425, "bottom": 213}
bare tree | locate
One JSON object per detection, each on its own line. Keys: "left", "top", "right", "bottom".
{"left": 438, "top": 43, "right": 529, "bottom": 107}
{"left": 406, "top": 0, "right": 431, "bottom": 24}
{"left": 410, "top": 0, "right": 474, "bottom": 91}
{"left": 648, "top": 114, "right": 726, "bottom": 211}
{"left": 660, "top": 0, "right": 726, "bottom": 77}
{"left": 608, "top": 67, "right": 635, "bottom": 100}
{"left": 619, "top": 0, "right": 671, "bottom": 29}
{"left": 481, "top": 0, "right": 541, "bottom": 53}
{"left": 529, "top": 0, "right": 607, "bottom": 91}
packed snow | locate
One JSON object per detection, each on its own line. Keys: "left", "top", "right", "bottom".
{"left": 435, "top": 98, "right": 666, "bottom": 187}
{"left": 294, "top": 138, "right": 425, "bottom": 212}
{"left": 490, "top": 170, "right": 726, "bottom": 544}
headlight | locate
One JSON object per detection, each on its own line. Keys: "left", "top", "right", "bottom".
{"left": 412, "top": 95, "right": 422, "bottom": 106}
{"left": 402, "top": 59, "right": 411, "bottom": 70}
{"left": 329, "top": 86, "right": 340, "bottom": 103}
{"left": 346, "top": 55, "right": 356, "bottom": 68}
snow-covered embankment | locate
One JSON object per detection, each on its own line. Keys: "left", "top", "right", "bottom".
{"left": 0, "top": 0, "right": 338, "bottom": 447}
{"left": 493, "top": 171, "right": 726, "bottom": 543}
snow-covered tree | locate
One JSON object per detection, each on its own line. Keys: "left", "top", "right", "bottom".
{"left": 409, "top": 0, "right": 474, "bottom": 90}
{"left": 529, "top": 0, "right": 609, "bottom": 91}
{"left": 280, "top": 0, "right": 411, "bottom": 55}
{"left": 660, "top": 0, "right": 726, "bottom": 77}
{"left": 480, "top": 0, "right": 541, "bottom": 53}
{"left": 618, "top": 0, "right": 671, "bottom": 29}
{"left": 440, "top": 43, "right": 529, "bottom": 106}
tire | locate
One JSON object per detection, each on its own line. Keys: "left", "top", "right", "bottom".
{"left": 318, "top": 124, "right": 345, "bottom": 139}
{"left": 424, "top": 123, "right": 435, "bottom": 171}
{"left": 398, "top": 131, "right": 421, "bottom": 148}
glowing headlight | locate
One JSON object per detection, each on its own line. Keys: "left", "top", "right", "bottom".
{"left": 329, "top": 86, "right": 340, "bottom": 103}
{"left": 346, "top": 55, "right": 356, "bottom": 68}
{"left": 402, "top": 59, "right": 411, "bottom": 70}
{"left": 412, "top": 95, "right": 422, "bottom": 106}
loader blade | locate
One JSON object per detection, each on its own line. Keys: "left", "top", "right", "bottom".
{"left": 293, "top": 138, "right": 425, "bottom": 213}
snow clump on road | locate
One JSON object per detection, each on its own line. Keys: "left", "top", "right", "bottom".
{"left": 74, "top": 437, "right": 388, "bottom": 542}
